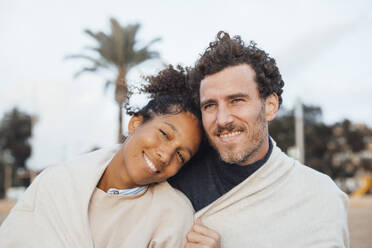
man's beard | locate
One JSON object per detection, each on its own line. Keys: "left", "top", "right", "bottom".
{"left": 207, "top": 104, "right": 267, "bottom": 165}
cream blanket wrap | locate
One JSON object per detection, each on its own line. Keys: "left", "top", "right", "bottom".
{"left": 195, "top": 141, "right": 349, "bottom": 248}
{"left": 0, "top": 146, "right": 194, "bottom": 248}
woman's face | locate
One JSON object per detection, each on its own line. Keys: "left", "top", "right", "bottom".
{"left": 121, "top": 111, "right": 201, "bottom": 188}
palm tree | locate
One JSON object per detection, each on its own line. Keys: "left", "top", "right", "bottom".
{"left": 67, "top": 18, "right": 161, "bottom": 142}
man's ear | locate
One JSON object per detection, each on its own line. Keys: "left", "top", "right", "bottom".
{"left": 128, "top": 115, "right": 143, "bottom": 134}
{"left": 265, "top": 93, "right": 279, "bottom": 122}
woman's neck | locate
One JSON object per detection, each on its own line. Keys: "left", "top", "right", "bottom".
{"left": 97, "top": 145, "right": 132, "bottom": 191}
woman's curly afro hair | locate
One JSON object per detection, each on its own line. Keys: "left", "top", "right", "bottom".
{"left": 191, "top": 31, "right": 285, "bottom": 106}
{"left": 126, "top": 65, "right": 201, "bottom": 123}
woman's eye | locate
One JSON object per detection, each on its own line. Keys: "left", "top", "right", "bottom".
{"left": 177, "top": 151, "right": 185, "bottom": 163}
{"left": 159, "top": 129, "right": 168, "bottom": 139}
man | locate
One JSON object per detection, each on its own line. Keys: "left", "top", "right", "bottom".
{"left": 169, "top": 31, "right": 349, "bottom": 247}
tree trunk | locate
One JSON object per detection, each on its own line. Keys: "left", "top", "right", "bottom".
{"left": 115, "top": 67, "right": 127, "bottom": 143}
{"left": 118, "top": 102, "right": 123, "bottom": 143}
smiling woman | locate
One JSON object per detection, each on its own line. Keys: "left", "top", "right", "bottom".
{"left": 0, "top": 65, "right": 202, "bottom": 248}
{"left": 101, "top": 112, "right": 200, "bottom": 191}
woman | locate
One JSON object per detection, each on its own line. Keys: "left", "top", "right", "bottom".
{"left": 0, "top": 65, "right": 202, "bottom": 248}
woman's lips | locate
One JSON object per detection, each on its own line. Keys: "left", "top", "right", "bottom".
{"left": 143, "top": 153, "right": 159, "bottom": 174}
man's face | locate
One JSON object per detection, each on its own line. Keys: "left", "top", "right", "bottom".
{"left": 200, "top": 64, "right": 275, "bottom": 166}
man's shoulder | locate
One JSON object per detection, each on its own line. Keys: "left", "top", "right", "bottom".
{"left": 293, "top": 162, "right": 335, "bottom": 187}
{"left": 267, "top": 145, "right": 345, "bottom": 200}
{"left": 289, "top": 161, "right": 348, "bottom": 202}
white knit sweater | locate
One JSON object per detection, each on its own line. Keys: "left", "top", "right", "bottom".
{"left": 196, "top": 141, "right": 349, "bottom": 248}
{"left": 0, "top": 146, "right": 194, "bottom": 248}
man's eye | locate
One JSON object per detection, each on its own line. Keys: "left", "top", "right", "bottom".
{"left": 177, "top": 151, "right": 185, "bottom": 163}
{"left": 203, "top": 103, "right": 215, "bottom": 111}
{"left": 159, "top": 129, "right": 168, "bottom": 139}
{"left": 232, "top": 98, "right": 244, "bottom": 103}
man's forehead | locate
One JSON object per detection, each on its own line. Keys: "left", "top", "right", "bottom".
{"left": 199, "top": 66, "right": 258, "bottom": 101}
{"left": 200, "top": 64, "right": 255, "bottom": 84}
{"left": 201, "top": 64, "right": 255, "bottom": 80}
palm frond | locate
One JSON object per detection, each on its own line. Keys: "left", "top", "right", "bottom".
{"left": 73, "top": 66, "right": 100, "bottom": 78}
{"left": 104, "top": 80, "right": 114, "bottom": 93}
{"left": 145, "top": 37, "right": 162, "bottom": 47}
{"left": 64, "top": 54, "right": 109, "bottom": 68}
{"left": 131, "top": 48, "right": 160, "bottom": 66}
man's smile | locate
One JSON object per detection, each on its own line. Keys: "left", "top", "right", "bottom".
{"left": 218, "top": 131, "right": 242, "bottom": 139}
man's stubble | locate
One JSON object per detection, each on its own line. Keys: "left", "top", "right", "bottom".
{"left": 207, "top": 103, "right": 268, "bottom": 165}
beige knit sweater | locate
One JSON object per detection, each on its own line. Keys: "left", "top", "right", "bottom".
{"left": 0, "top": 146, "right": 194, "bottom": 248}
{"left": 195, "top": 141, "right": 350, "bottom": 247}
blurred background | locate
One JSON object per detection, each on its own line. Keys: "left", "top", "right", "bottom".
{"left": 1, "top": 0, "right": 371, "bottom": 246}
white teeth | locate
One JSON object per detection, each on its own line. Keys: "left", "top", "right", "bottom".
{"left": 219, "top": 131, "right": 241, "bottom": 138}
{"left": 144, "top": 154, "right": 157, "bottom": 172}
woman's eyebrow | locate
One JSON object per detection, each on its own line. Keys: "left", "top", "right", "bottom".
{"left": 163, "top": 121, "right": 177, "bottom": 132}
{"left": 163, "top": 121, "right": 193, "bottom": 157}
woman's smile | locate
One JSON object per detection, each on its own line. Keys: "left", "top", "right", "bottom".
{"left": 143, "top": 152, "right": 159, "bottom": 174}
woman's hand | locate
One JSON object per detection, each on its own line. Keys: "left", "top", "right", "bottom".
{"left": 184, "top": 218, "right": 221, "bottom": 248}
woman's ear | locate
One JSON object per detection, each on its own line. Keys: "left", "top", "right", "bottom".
{"left": 128, "top": 115, "right": 143, "bottom": 134}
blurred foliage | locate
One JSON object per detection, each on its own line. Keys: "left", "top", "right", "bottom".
{"left": 0, "top": 108, "right": 33, "bottom": 197}
{"left": 66, "top": 18, "right": 161, "bottom": 142}
{"left": 270, "top": 104, "right": 371, "bottom": 180}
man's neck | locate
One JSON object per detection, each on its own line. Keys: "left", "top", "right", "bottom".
{"left": 238, "top": 134, "right": 270, "bottom": 166}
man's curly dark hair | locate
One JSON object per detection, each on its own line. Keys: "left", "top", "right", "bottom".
{"left": 190, "top": 31, "right": 284, "bottom": 106}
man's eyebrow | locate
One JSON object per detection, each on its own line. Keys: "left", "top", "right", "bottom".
{"left": 226, "top": 93, "right": 250, "bottom": 100}
{"left": 200, "top": 93, "right": 251, "bottom": 107}
{"left": 163, "top": 121, "right": 193, "bottom": 157}
{"left": 200, "top": 99, "right": 216, "bottom": 107}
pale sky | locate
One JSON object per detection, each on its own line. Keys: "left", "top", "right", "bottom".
{"left": 1, "top": 0, "right": 371, "bottom": 170}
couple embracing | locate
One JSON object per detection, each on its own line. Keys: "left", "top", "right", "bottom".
{"left": 0, "top": 32, "right": 349, "bottom": 248}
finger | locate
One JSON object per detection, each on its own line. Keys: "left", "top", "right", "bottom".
{"left": 195, "top": 218, "right": 202, "bottom": 225}
{"left": 192, "top": 222, "right": 220, "bottom": 241}
{"left": 184, "top": 242, "right": 209, "bottom": 248}
{"left": 186, "top": 230, "right": 217, "bottom": 245}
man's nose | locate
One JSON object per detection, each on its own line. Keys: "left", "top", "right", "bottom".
{"left": 216, "top": 104, "right": 234, "bottom": 126}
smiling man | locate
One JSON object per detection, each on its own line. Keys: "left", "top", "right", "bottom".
{"left": 200, "top": 64, "right": 275, "bottom": 166}
{"left": 169, "top": 31, "right": 349, "bottom": 248}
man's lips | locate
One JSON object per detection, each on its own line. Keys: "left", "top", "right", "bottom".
{"left": 218, "top": 131, "right": 242, "bottom": 138}
{"left": 214, "top": 130, "right": 243, "bottom": 144}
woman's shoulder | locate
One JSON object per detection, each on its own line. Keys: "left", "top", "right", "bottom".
{"left": 149, "top": 181, "right": 195, "bottom": 213}
{"left": 145, "top": 181, "right": 194, "bottom": 245}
